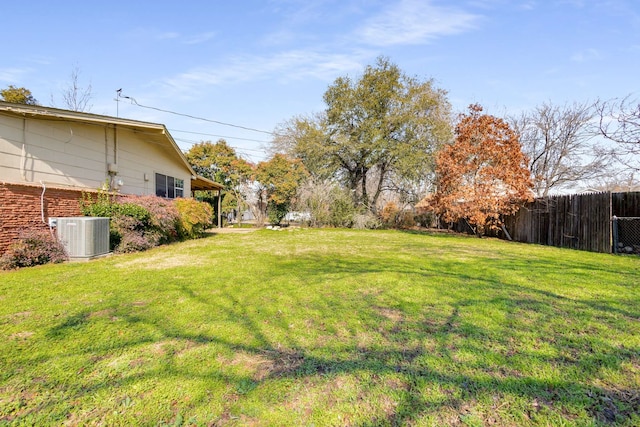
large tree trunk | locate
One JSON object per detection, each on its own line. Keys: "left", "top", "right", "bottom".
{"left": 370, "top": 164, "right": 388, "bottom": 214}
{"left": 360, "top": 167, "right": 368, "bottom": 210}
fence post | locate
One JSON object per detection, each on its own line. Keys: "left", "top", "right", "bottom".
{"left": 612, "top": 215, "right": 618, "bottom": 254}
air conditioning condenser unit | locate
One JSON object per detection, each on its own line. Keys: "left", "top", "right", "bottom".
{"left": 55, "top": 217, "right": 110, "bottom": 260}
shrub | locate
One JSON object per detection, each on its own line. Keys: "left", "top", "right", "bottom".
{"left": 328, "top": 188, "right": 357, "bottom": 228}
{"left": 80, "top": 190, "right": 118, "bottom": 217}
{"left": 267, "top": 201, "right": 289, "bottom": 226}
{"left": 109, "top": 215, "right": 161, "bottom": 254}
{"left": 305, "top": 196, "right": 331, "bottom": 227}
{"left": 0, "top": 229, "right": 68, "bottom": 270}
{"left": 381, "top": 202, "right": 400, "bottom": 227}
{"left": 105, "top": 204, "right": 152, "bottom": 253}
{"left": 294, "top": 179, "right": 331, "bottom": 227}
{"left": 116, "top": 202, "right": 152, "bottom": 225}
{"left": 380, "top": 203, "right": 417, "bottom": 229}
{"left": 174, "top": 198, "right": 214, "bottom": 238}
{"left": 81, "top": 192, "right": 152, "bottom": 228}
{"left": 128, "top": 196, "right": 181, "bottom": 244}
{"left": 353, "top": 212, "right": 382, "bottom": 230}
{"left": 398, "top": 211, "right": 416, "bottom": 228}
{"left": 82, "top": 191, "right": 158, "bottom": 252}
{"left": 294, "top": 180, "right": 361, "bottom": 228}
{"left": 82, "top": 191, "right": 214, "bottom": 252}
{"left": 414, "top": 211, "right": 437, "bottom": 228}
{"left": 116, "top": 231, "right": 155, "bottom": 253}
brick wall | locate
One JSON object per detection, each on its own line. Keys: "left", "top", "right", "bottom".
{"left": 0, "top": 183, "right": 83, "bottom": 254}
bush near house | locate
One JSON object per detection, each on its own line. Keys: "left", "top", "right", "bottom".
{"left": 0, "top": 229, "right": 68, "bottom": 270}
{"left": 80, "top": 192, "right": 213, "bottom": 254}
{"left": 174, "top": 198, "right": 214, "bottom": 239}
{"left": 81, "top": 192, "right": 156, "bottom": 253}
{"left": 128, "top": 196, "right": 181, "bottom": 244}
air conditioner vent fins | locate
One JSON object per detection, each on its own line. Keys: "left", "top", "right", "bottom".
{"left": 55, "top": 217, "right": 110, "bottom": 259}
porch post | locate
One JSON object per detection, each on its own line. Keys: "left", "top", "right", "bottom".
{"left": 218, "top": 190, "right": 222, "bottom": 228}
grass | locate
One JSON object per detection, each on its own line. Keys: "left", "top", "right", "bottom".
{"left": 1, "top": 228, "right": 639, "bottom": 426}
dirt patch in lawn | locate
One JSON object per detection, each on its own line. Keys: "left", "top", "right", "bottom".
{"left": 9, "top": 331, "right": 34, "bottom": 340}
{"left": 218, "top": 348, "right": 305, "bottom": 381}
{"left": 114, "top": 253, "right": 208, "bottom": 270}
{"left": 208, "top": 227, "right": 258, "bottom": 234}
{"left": 374, "top": 306, "right": 405, "bottom": 322}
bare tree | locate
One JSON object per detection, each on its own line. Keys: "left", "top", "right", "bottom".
{"left": 247, "top": 184, "right": 267, "bottom": 227}
{"left": 510, "top": 101, "right": 610, "bottom": 197}
{"left": 54, "top": 64, "right": 93, "bottom": 112}
{"left": 585, "top": 171, "right": 640, "bottom": 193}
{"left": 595, "top": 95, "right": 640, "bottom": 170}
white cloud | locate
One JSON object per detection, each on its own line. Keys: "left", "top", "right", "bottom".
{"left": 267, "top": 0, "right": 337, "bottom": 26}
{"left": 559, "top": 0, "right": 586, "bottom": 8}
{"left": 124, "top": 28, "right": 180, "bottom": 42}
{"left": 124, "top": 28, "right": 217, "bottom": 45}
{"left": 570, "top": 48, "right": 603, "bottom": 62}
{"left": 25, "top": 56, "right": 53, "bottom": 66}
{"left": 157, "top": 49, "right": 371, "bottom": 95}
{"left": 261, "top": 29, "right": 298, "bottom": 47}
{"left": 0, "top": 67, "right": 32, "bottom": 83}
{"left": 184, "top": 32, "right": 216, "bottom": 45}
{"left": 519, "top": 1, "right": 537, "bottom": 10}
{"left": 156, "top": 31, "right": 180, "bottom": 40}
{"left": 355, "top": 0, "right": 480, "bottom": 47}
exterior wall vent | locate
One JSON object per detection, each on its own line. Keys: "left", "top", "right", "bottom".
{"left": 55, "top": 217, "right": 110, "bottom": 260}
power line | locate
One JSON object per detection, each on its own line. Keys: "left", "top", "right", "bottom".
{"left": 169, "top": 128, "right": 270, "bottom": 144}
{"left": 172, "top": 138, "right": 266, "bottom": 163}
{"left": 118, "top": 93, "right": 275, "bottom": 135}
{"left": 173, "top": 137, "right": 267, "bottom": 153}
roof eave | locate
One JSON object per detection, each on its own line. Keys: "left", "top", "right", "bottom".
{"left": 0, "top": 101, "right": 202, "bottom": 183}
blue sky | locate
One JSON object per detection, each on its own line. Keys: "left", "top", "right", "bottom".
{"left": 2, "top": 0, "right": 639, "bottom": 162}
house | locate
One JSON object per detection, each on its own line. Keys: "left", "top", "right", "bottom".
{"left": 0, "top": 101, "right": 223, "bottom": 254}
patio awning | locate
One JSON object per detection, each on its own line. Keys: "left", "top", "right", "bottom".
{"left": 191, "top": 175, "right": 224, "bottom": 192}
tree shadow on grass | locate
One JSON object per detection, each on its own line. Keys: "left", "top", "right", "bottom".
{"left": 163, "top": 287, "right": 638, "bottom": 426}
{"left": 8, "top": 249, "right": 639, "bottom": 426}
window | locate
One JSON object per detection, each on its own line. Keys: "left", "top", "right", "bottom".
{"left": 155, "top": 173, "right": 184, "bottom": 199}
{"left": 155, "top": 173, "right": 167, "bottom": 197}
{"left": 175, "top": 178, "right": 184, "bottom": 198}
{"left": 167, "top": 176, "right": 175, "bottom": 198}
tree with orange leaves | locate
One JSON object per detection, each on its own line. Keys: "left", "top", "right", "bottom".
{"left": 432, "top": 104, "right": 533, "bottom": 235}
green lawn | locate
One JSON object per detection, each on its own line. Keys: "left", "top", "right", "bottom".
{"left": 1, "top": 228, "right": 638, "bottom": 426}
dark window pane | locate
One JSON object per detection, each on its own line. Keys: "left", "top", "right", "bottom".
{"left": 155, "top": 173, "right": 167, "bottom": 197}
{"left": 167, "top": 176, "right": 175, "bottom": 198}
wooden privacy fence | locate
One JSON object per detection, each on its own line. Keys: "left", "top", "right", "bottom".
{"left": 502, "top": 191, "right": 640, "bottom": 254}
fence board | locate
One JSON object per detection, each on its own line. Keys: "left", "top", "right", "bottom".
{"left": 454, "top": 191, "right": 640, "bottom": 254}
{"left": 612, "top": 192, "right": 640, "bottom": 217}
{"left": 503, "top": 192, "right": 618, "bottom": 253}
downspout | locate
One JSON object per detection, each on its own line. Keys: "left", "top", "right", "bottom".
{"left": 40, "top": 181, "right": 58, "bottom": 237}
{"left": 39, "top": 180, "right": 92, "bottom": 234}
{"left": 40, "top": 180, "right": 47, "bottom": 224}
{"left": 20, "top": 118, "right": 27, "bottom": 180}
{"left": 113, "top": 125, "right": 118, "bottom": 165}
{"left": 104, "top": 127, "right": 109, "bottom": 184}
{"left": 109, "top": 125, "right": 118, "bottom": 190}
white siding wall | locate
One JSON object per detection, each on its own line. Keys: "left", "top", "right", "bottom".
{"left": 0, "top": 114, "right": 191, "bottom": 197}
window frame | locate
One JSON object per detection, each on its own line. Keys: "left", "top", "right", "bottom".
{"left": 155, "top": 173, "right": 185, "bottom": 199}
